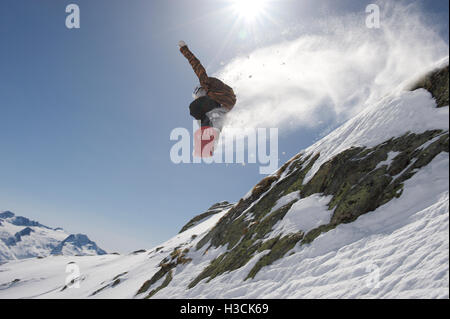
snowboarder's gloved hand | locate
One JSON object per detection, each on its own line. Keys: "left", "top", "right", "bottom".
{"left": 178, "top": 41, "right": 187, "bottom": 48}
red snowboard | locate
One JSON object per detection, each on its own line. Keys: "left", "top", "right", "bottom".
{"left": 194, "top": 126, "right": 220, "bottom": 158}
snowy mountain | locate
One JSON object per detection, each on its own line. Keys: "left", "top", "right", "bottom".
{"left": 50, "top": 234, "right": 107, "bottom": 257}
{"left": 0, "top": 59, "right": 448, "bottom": 299}
{"left": 0, "top": 211, "right": 107, "bottom": 262}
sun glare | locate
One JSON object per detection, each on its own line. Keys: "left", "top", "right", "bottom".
{"left": 232, "top": 0, "right": 268, "bottom": 22}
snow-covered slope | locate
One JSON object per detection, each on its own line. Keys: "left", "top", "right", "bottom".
{"left": 0, "top": 212, "right": 107, "bottom": 262}
{"left": 0, "top": 207, "right": 230, "bottom": 298}
{"left": 0, "top": 61, "right": 448, "bottom": 299}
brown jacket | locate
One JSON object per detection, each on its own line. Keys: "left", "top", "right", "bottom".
{"left": 180, "top": 45, "right": 236, "bottom": 111}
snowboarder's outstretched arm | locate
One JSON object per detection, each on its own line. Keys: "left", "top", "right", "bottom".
{"left": 178, "top": 41, "right": 237, "bottom": 111}
{"left": 179, "top": 41, "right": 209, "bottom": 88}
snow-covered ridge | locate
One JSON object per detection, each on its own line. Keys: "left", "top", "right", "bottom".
{"left": 301, "top": 81, "right": 448, "bottom": 185}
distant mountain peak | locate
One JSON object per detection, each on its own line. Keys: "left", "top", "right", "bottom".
{"left": 50, "top": 233, "right": 107, "bottom": 256}
{"left": 0, "top": 211, "right": 15, "bottom": 219}
{"left": 9, "top": 216, "right": 49, "bottom": 229}
{"left": 0, "top": 211, "right": 107, "bottom": 261}
{"left": 65, "top": 234, "right": 90, "bottom": 244}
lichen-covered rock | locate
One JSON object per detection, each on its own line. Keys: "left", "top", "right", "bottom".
{"left": 411, "top": 64, "right": 449, "bottom": 107}
{"left": 178, "top": 201, "right": 233, "bottom": 234}
{"left": 188, "top": 129, "right": 449, "bottom": 288}
{"left": 136, "top": 246, "right": 191, "bottom": 298}
{"left": 301, "top": 130, "right": 448, "bottom": 243}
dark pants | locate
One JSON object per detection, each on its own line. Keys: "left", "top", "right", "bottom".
{"left": 189, "top": 96, "right": 220, "bottom": 127}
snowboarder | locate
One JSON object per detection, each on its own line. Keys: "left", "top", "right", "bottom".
{"left": 178, "top": 41, "right": 237, "bottom": 157}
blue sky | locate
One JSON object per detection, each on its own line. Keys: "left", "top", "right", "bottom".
{"left": 0, "top": 0, "right": 448, "bottom": 253}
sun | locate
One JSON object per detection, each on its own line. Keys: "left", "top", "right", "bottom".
{"left": 232, "top": 0, "right": 268, "bottom": 22}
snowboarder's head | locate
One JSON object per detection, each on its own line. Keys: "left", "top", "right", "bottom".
{"left": 192, "top": 86, "right": 207, "bottom": 100}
